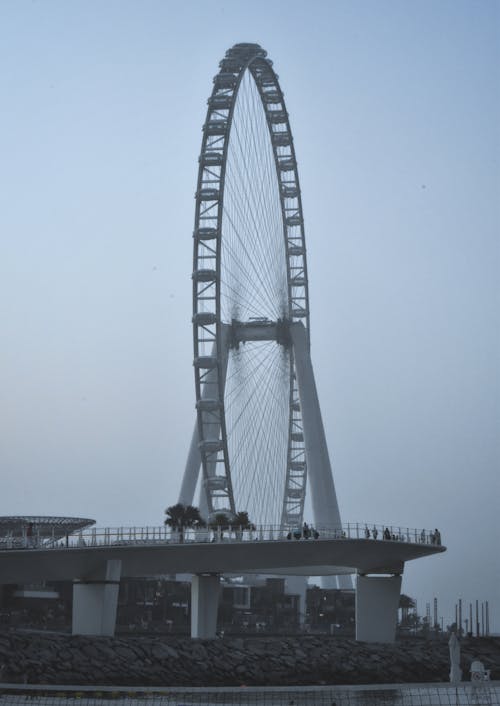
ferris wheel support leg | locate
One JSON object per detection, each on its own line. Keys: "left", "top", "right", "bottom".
{"left": 290, "top": 323, "right": 353, "bottom": 590}
{"left": 290, "top": 322, "right": 342, "bottom": 530}
{"left": 179, "top": 422, "right": 201, "bottom": 507}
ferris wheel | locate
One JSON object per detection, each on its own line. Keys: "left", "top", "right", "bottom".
{"left": 180, "top": 43, "right": 343, "bottom": 535}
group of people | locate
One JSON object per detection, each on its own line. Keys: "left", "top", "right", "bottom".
{"left": 286, "top": 522, "right": 320, "bottom": 540}
{"left": 363, "top": 526, "right": 395, "bottom": 540}
{"left": 362, "top": 525, "right": 443, "bottom": 545}
{"left": 364, "top": 526, "right": 379, "bottom": 540}
{"left": 431, "top": 528, "right": 442, "bottom": 545}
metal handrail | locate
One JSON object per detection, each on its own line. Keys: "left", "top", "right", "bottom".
{"left": 0, "top": 522, "right": 443, "bottom": 550}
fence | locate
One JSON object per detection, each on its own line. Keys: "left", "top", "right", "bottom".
{"left": 0, "top": 523, "right": 442, "bottom": 551}
{"left": 0, "top": 682, "right": 498, "bottom": 705}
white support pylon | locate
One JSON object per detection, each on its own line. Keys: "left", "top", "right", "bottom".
{"left": 290, "top": 322, "right": 352, "bottom": 590}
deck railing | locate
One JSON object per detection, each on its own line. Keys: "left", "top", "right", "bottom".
{"left": 0, "top": 522, "right": 443, "bottom": 551}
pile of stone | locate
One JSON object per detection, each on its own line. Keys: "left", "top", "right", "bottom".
{"left": 0, "top": 632, "right": 498, "bottom": 687}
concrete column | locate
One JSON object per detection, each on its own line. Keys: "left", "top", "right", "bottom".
{"left": 191, "top": 574, "right": 220, "bottom": 639}
{"left": 72, "top": 559, "right": 121, "bottom": 636}
{"left": 355, "top": 573, "right": 402, "bottom": 643}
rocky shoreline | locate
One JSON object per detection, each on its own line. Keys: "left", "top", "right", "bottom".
{"left": 0, "top": 632, "right": 498, "bottom": 687}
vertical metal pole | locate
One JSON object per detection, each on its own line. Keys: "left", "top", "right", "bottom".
{"left": 458, "top": 598, "right": 462, "bottom": 636}
{"left": 476, "top": 600, "right": 479, "bottom": 637}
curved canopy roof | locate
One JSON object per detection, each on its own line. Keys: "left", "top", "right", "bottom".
{"left": 0, "top": 516, "right": 95, "bottom": 539}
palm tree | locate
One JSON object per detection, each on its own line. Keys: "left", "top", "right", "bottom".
{"left": 233, "top": 511, "right": 255, "bottom": 531}
{"left": 164, "top": 503, "right": 205, "bottom": 542}
{"left": 209, "top": 510, "right": 255, "bottom": 540}
{"left": 399, "top": 593, "right": 416, "bottom": 627}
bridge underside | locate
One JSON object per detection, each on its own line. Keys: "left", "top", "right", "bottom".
{"left": 0, "top": 538, "right": 444, "bottom": 642}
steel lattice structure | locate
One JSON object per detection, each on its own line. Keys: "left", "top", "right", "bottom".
{"left": 181, "top": 43, "right": 344, "bottom": 547}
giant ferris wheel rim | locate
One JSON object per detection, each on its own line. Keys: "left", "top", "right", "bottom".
{"left": 194, "top": 43, "right": 310, "bottom": 334}
{"left": 192, "top": 43, "right": 310, "bottom": 525}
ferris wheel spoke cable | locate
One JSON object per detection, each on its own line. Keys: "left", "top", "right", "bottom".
{"left": 218, "top": 275, "right": 269, "bottom": 321}
{"left": 225, "top": 141, "right": 284, "bottom": 316}
{"left": 231, "top": 388, "right": 284, "bottom": 517}
{"left": 226, "top": 354, "right": 282, "bottom": 464}
{"left": 221, "top": 200, "right": 279, "bottom": 318}
{"left": 238, "top": 357, "right": 288, "bottom": 507}
{"left": 222, "top": 170, "right": 283, "bottom": 319}
{"left": 224, "top": 343, "right": 276, "bottom": 403}
{"left": 228, "top": 348, "right": 288, "bottom": 516}
{"left": 226, "top": 347, "right": 281, "bottom": 464}
{"left": 225, "top": 344, "right": 282, "bottom": 442}
{"left": 224, "top": 84, "right": 285, "bottom": 316}
{"left": 220, "top": 208, "right": 282, "bottom": 319}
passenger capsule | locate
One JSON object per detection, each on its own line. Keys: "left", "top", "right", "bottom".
{"left": 194, "top": 356, "right": 218, "bottom": 369}
{"left": 192, "top": 269, "right": 217, "bottom": 283}
{"left": 200, "top": 151, "right": 224, "bottom": 167}
{"left": 281, "top": 185, "right": 299, "bottom": 198}
{"left": 198, "top": 439, "right": 224, "bottom": 453}
{"left": 196, "top": 399, "right": 222, "bottom": 412}
{"left": 204, "top": 119, "right": 228, "bottom": 136}
{"left": 195, "top": 227, "right": 218, "bottom": 240}
{"left": 272, "top": 132, "right": 292, "bottom": 147}
{"left": 277, "top": 158, "right": 295, "bottom": 172}
{"left": 209, "top": 94, "right": 233, "bottom": 110}
{"left": 261, "top": 91, "right": 281, "bottom": 104}
{"left": 214, "top": 73, "right": 238, "bottom": 89}
{"left": 196, "top": 188, "right": 220, "bottom": 201}
{"left": 192, "top": 312, "right": 217, "bottom": 326}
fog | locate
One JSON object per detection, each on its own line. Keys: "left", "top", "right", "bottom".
{"left": 1, "top": 0, "right": 498, "bottom": 632}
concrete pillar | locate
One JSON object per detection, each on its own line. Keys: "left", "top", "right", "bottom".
{"left": 355, "top": 573, "right": 402, "bottom": 643}
{"left": 72, "top": 559, "right": 121, "bottom": 636}
{"left": 285, "top": 575, "right": 308, "bottom": 626}
{"left": 191, "top": 574, "right": 220, "bottom": 638}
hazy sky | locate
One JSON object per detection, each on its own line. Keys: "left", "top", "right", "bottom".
{"left": 1, "top": 0, "right": 499, "bottom": 632}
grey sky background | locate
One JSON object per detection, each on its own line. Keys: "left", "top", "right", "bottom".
{"left": 1, "top": 0, "right": 499, "bottom": 632}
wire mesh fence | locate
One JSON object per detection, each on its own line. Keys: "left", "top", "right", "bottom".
{"left": 0, "top": 684, "right": 499, "bottom": 706}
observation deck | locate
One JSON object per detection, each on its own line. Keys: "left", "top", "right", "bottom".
{"left": 0, "top": 521, "right": 445, "bottom": 643}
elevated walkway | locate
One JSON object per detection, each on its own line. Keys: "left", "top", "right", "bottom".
{"left": 0, "top": 523, "right": 445, "bottom": 643}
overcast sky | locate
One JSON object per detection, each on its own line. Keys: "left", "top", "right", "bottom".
{"left": 1, "top": 0, "right": 499, "bottom": 633}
